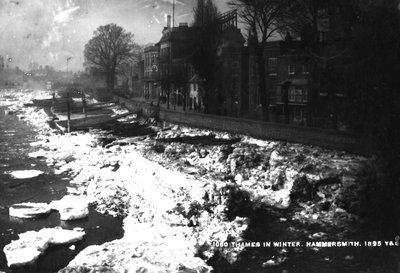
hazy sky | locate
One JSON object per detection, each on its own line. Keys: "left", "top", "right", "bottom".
{"left": 0, "top": 0, "right": 230, "bottom": 71}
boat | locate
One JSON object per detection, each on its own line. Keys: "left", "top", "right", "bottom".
{"left": 31, "top": 98, "right": 54, "bottom": 107}
{"left": 54, "top": 111, "right": 138, "bottom": 132}
{"left": 51, "top": 102, "right": 117, "bottom": 114}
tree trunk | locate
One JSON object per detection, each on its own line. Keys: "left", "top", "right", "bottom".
{"left": 167, "top": 83, "right": 170, "bottom": 109}
{"left": 256, "top": 53, "right": 269, "bottom": 121}
{"left": 105, "top": 69, "right": 112, "bottom": 92}
{"left": 109, "top": 68, "right": 115, "bottom": 92}
{"left": 204, "top": 78, "right": 219, "bottom": 115}
{"left": 183, "top": 88, "right": 187, "bottom": 111}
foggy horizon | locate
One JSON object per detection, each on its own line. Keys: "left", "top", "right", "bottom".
{"left": 0, "top": 0, "right": 229, "bottom": 72}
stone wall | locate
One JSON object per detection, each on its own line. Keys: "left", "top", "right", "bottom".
{"left": 115, "top": 96, "right": 369, "bottom": 155}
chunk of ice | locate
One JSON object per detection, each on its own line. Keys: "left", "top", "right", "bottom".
{"left": 50, "top": 195, "right": 89, "bottom": 220}
{"left": 3, "top": 227, "right": 85, "bottom": 267}
{"left": 9, "top": 202, "right": 51, "bottom": 219}
{"left": 9, "top": 170, "right": 44, "bottom": 179}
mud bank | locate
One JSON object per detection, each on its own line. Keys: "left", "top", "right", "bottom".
{"left": 3, "top": 89, "right": 399, "bottom": 273}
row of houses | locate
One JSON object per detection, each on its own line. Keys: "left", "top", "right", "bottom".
{"left": 121, "top": 10, "right": 348, "bottom": 131}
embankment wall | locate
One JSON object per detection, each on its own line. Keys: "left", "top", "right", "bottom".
{"left": 115, "top": 96, "right": 370, "bottom": 155}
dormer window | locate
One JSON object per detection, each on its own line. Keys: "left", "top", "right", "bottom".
{"left": 268, "top": 57, "right": 277, "bottom": 75}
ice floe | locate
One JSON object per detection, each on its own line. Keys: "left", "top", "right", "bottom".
{"left": 50, "top": 195, "right": 89, "bottom": 220}
{"left": 9, "top": 202, "right": 51, "bottom": 219}
{"left": 3, "top": 227, "right": 85, "bottom": 267}
{"left": 9, "top": 170, "right": 44, "bottom": 179}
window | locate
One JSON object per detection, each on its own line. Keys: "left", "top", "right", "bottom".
{"left": 302, "top": 87, "right": 308, "bottom": 102}
{"left": 288, "top": 86, "right": 308, "bottom": 103}
{"left": 276, "top": 86, "right": 282, "bottom": 103}
{"left": 288, "top": 87, "right": 298, "bottom": 102}
{"left": 288, "top": 64, "right": 295, "bottom": 75}
{"left": 319, "top": 31, "right": 327, "bottom": 43}
{"left": 268, "top": 58, "right": 277, "bottom": 75}
{"left": 232, "top": 61, "right": 240, "bottom": 76}
{"left": 302, "top": 64, "right": 310, "bottom": 74}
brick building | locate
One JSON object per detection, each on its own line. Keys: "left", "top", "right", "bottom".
{"left": 247, "top": 39, "right": 311, "bottom": 123}
{"left": 217, "top": 27, "right": 246, "bottom": 116}
{"left": 128, "top": 59, "right": 144, "bottom": 98}
{"left": 0, "top": 56, "right": 4, "bottom": 70}
{"left": 274, "top": 47, "right": 312, "bottom": 125}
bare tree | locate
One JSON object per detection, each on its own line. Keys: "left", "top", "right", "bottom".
{"left": 84, "top": 23, "right": 136, "bottom": 91}
{"left": 229, "top": 0, "right": 288, "bottom": 121}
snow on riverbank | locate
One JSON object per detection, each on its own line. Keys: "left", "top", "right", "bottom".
{"left": 2, "top": 89, "right": 374, "bottom": 272}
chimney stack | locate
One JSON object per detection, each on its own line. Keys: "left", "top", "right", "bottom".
{"left": 167, "top": 15, "right": 171, "bottom": 28}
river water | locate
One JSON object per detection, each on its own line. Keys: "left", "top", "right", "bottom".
{"left": 0, "top": 104, "right": 124, "bottom": 273}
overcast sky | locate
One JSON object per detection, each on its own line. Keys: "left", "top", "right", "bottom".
{"left": 0, "top": 0, "right": 230, "bottom": 71}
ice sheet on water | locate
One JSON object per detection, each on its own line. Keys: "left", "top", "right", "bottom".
{"left": 9, "top": 170, "right": 44, "bottom": 179}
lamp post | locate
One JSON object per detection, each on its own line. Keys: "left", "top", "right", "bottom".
{"left": 172, "top": 0, "right": 175, "bottom": 28}
{"left": 66, "top": 57, "right": 72, "bottom": 73}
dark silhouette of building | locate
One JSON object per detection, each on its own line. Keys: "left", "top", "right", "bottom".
{"left": 130, "top": 10, "right": 248, "bottom": 115}
{"left": 157, "top": 16, "right": 197, "bottom": 109}
{"left": 217, "top": 27, "right": 246, "bottom": 116}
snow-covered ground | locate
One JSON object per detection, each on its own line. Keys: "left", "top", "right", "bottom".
{"left": 1, "top": 89, "right": 377, "bottom": 273}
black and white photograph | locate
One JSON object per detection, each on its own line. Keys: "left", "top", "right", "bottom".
{"left": 0, "top": 0, "right": 399, "bottom": 272}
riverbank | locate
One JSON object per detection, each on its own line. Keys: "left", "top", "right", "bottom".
{"left": 2, "top": 89, "right": 399, "bottom": 273}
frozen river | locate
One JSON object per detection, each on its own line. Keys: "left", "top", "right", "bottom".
{"left": 0, "top": 104, "right": 123, "bottom": 273}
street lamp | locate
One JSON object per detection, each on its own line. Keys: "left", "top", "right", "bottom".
{"left": 66, "top": 57, "right": 72, "bottom": 72}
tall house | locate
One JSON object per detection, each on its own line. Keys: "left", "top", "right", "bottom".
{"left": 247, "top": 41, "right": 286, "bottom": 113}
{"left": 129, "top": 59, "right": 144, "bottom": 98}
{"left": 0, "top": 56, "right": 4, "bottom": 71}
{"left": 156, "top": 16, "right": 197, "bottom": 108}
{"left": 143, "top": 45, "right": 160, "bottom": 100}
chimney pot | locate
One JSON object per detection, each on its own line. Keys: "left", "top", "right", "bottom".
{"left": 167, "top": 15, "right": 171, "bottom": 28}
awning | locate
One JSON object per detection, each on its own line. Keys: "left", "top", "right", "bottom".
{"left": 189, "top": 74, "right": 205, "bottom": 83}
